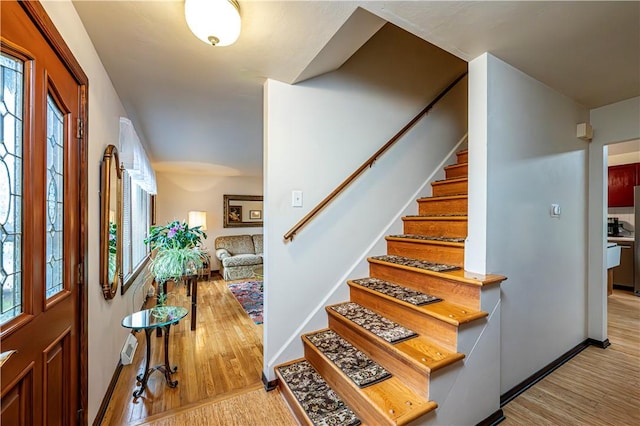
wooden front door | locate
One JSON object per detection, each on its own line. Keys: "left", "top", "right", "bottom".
{"left": 1, "top": 1, "right": 88, "bottom": 424}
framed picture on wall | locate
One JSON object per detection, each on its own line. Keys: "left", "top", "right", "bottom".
{"left": 250, "top": 210, "right": 262, "bottom": 220}
{"left": 228, "top": 205, "right": 242, "bottom": 223}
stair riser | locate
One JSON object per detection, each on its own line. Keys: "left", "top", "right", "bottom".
{"left": 431, "top": 180, "right": 468, "bottom": 197}
{"left": 369, "top": 263, "right": 481, "bottom": 310}
{"left": 417, "top": 198, "right": 467, "bottom": 215}
{"left": 303, "top": 341, "right": 395, "bottom": 426}
{"left": 275, "top": 368, "right": 316, "bottom": 426}
{"left": 403, "top": 220, "right": 467, "bottom": 238}
{"left": 387, "top": 240, "right": 464, "bottom": 268}
{"left": 457, "top": 151, "right": 468, "bottom": 163}
{"left": 445, "top": 164, "right": 468, "bottom": 179}
{"left": 328, "top": 314, "right": 430, "bottom": 399}
{"left": 349, "top": 286, "right": 458, "bottom": 352}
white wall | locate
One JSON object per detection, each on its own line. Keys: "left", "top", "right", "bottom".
{"left": 39, "top": 1, "right": 147, "bottom": 422}
{"left": 155, "top": 172, "right": 263, "bottom": 269}
{"left": 587, "top": 96, "right": 640, "bottom": 340}
{"left": 264, "top": 24, "right": 467, "bottom": 380}
{"left": 467, "top": 53, "right": 590, "bottom": 393}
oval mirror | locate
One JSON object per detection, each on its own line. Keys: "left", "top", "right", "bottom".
{"left": 100, "top": 144, "right": 122, "bottom": 299}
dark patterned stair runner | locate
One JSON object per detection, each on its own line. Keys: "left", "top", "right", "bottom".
{"left": 405, "top": 213, "right": 467, "bottom": 217}
{"left": 277, "top": 360, "right": 361, "bottom": 426}
{"left": 371, "top": 254, "right": 460, "bottom": 272}
{"left": 307, "top": 329, "right": 391, "bottom": 388}
{"left": 330, "top": 302, "right": 417, "bottom": 343}
{"left": 352, "top": 277, "right": 442, "bottom": 306}
{"left": 388, "top": 234, "right": 465, "bottom": 243}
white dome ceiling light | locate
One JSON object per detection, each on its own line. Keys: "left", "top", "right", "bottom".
{"left": 184, "top": 0, "right": 241, "bottom": 47}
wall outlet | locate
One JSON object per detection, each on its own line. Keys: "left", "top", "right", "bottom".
{"left": 292, "top": 190, "right": 303, "bottom": 207}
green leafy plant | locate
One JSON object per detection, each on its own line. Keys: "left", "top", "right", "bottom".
{"left": 148, "top": 246, "right": 208, "bottom": 284}
{"left": 144, "top": 220, "right": 206, "bottom": 251}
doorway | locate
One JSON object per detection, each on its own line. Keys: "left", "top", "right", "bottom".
{"left": 0, "top": 1, "right": 88, "bottom": 424}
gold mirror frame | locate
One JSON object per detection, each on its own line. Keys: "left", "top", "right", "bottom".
{"left": 223, "top": 194, "right": 263, "bottom": 228}
{"left": 100, "top": 145, "right": 122, "bottom": 299}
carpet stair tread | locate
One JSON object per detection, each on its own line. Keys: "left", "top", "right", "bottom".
{"left": 348, "top": 278, "right": 488, "bottom": 326}
{"left": 303, "top": 329, "right": 438, "bottom": 425}
{"left": 368, "top": 255, "right": 504, "bottom": 287}
{"left": 417, "top": 194, "right": 467, "bottom": 201}
{"left": 386, "top": 234, "right": 465, "bottom": 246}
{"left": 276, "top": 358, "right": 362, "bottom": 426}
{"left": 326, "top": 302, "right": 464, "bottom": 374}
{"left": 369, "top": 255, "right": 460, "bottom": 273}
{"left": 444, "top": 162, "right": 468, "bottom": 170}
{"left": 304, "top": 329, "right": 391, "bottom": 388}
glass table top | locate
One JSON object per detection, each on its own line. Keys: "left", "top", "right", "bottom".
{"left": 121, "top": 306, "right": 188, "bottom": 330}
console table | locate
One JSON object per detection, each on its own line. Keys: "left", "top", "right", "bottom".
{"left": 121, "top": 306, "right": 187, "bottom": 398}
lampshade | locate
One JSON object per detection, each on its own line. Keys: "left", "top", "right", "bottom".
{"left": 184, "top": 0, "right": 241, "bottom": 47}
{"left": 188, "top": 211, "right": 208, "bottom": 231}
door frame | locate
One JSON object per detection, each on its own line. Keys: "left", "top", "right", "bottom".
{"left": 17, "top": 1, "right": 89, "bottom": 422}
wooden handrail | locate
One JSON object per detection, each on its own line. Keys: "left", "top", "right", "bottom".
{"left": 283, "top": 72, "right": 468, "bottom": 242}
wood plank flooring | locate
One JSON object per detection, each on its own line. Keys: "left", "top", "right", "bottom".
{"left": 102, "top": 282, "right": 639, "bottom": 425}
{"left": 100, "top": 275, "right": 265, "bottom": 425}
{"left": 503, "top": 289, "right": 640, "bottom": 425}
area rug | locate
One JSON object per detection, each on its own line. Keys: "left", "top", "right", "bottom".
{"left": 227, "top": 280, "right": 263, "bottom": 324}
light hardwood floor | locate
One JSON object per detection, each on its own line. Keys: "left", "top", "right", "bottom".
{"left": 100, "top": 275, "right": 269, "bottom": 425}
{"left": 102, "top": 281, "right": 638, "bottom": 425}
{"left": 503, "top": 289, "right": 639, "bottom": 425}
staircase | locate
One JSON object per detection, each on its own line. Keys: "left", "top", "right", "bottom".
{"left": 275, "top": 149, "right": 506, "bottom": 425}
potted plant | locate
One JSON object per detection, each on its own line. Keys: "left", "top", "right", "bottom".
{"left": 145, "top": 220, "right": 208, "bottom": 310}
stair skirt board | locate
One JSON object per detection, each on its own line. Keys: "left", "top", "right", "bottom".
{"left": 277, "top": 359, "right": 362, "bottom": 426}
{"left": 305, "top": 329, "right": 391, "bottom": 388}
{"left": 329, "top": 302, "right": 418, "bottom": 344}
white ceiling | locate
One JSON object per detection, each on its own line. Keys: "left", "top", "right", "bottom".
{"left": 72, "top": 1, "right": 640, "bottom": 177}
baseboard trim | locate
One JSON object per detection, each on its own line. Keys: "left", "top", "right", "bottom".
{"left": 476, "top": 409, "right": 505, "bottom": 426}
{"left": 587, "top": 338, "right": 611, "bottom": 349}
{"left": 93, "top": 360, "right": 123, "bottom": 425}
{"left": 500, "top": 339, "right": 590, "bottom": 407}
{"left": 262, "top": 372, "right": 278, "bottom": 391}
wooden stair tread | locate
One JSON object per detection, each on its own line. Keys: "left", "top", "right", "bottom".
{"left": 417, "top": 194, "right": 467, "bottom": 202}
{"left": 302, "top": 329, "right": 438, "bottom": 425}
{"left": 368, "top": 256, "right": 505, "bottom": 286}
{"left": 347, "top": 279, "right": 487, "bottom": 326}
{"left": 326, "top": 303, "right": 464, "bottom": 374}
{"left": 385, "top": 234, "right": 465, "bottom": 247}
{"left": 444, "top": 162, "right": 468, "bottom": 170}
{"left": 402, "top": 215, "right": 468, "bottom": 221}
{"left": 432, "top": 177, "right": 467, "bottom": 186}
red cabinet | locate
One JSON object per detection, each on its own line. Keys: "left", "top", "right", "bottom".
{"left": 608, "top": 163, "right": 640, "bottom": 207}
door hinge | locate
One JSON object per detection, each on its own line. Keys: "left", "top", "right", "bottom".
{"left": 77, "top": 408, "right": 84, "bottom": 423}
{"left": 77, "top": 262, "right": 84, "bottom": 284}
{"left": 76, "top": 117, "right": 84, "bottom": 139}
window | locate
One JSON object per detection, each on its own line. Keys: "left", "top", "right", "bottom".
{"left": 121, "top": 171, "right": 150, "bottom": 285}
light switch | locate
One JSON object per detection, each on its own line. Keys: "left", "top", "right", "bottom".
{"left": 292, "top": 190, "right": 303, "bottom": 207}
{"left": 551, "top": 204, "right": 561, "bottom": 218}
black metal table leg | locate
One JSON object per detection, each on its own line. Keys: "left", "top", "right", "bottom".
{"left": 158, "top": 323, "right": 178, "bottom": 387}
{"left": 190, "top": 276, "right": 197, "bottom": 331}
{"left": 133, "top": 328, "right": 153, "bottom": 398}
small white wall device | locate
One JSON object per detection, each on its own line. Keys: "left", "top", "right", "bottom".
{"left": 121, "top": 333, "right": 138, "bottom": 365}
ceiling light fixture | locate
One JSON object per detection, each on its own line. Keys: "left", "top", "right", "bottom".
{"left": 184, "top": 0, "right": 241, "bottom": 47}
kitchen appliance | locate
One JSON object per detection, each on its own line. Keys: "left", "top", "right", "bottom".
{"left": 634, "top": 187, "right": 640, "bottom": 296}
{"left": 608, "top": 217, "right": 621, "bottom": 236}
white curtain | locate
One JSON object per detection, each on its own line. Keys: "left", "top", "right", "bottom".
{"left": 118, "top": 117, "right": 157, "bottom": 194}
